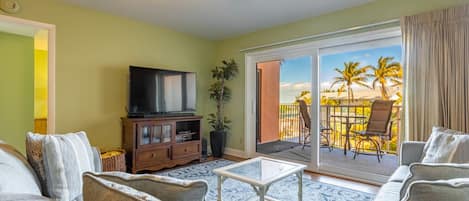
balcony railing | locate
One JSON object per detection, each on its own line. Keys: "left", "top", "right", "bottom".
{"left": 279, "top": 104, "right": 401, "bottom": 154}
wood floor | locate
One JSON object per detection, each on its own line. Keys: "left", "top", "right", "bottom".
{"left": 221, "top": 155, "right": 380, "bottom": 194}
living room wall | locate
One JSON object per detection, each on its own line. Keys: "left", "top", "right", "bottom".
{"left": 0, "top": 31, "right": 34, "bottom": 152}
{"left": 215, "top": 0, "right": 469, "bottom": 151}
{"left": 0, "top": 0, "right": 216, "bottom": 152}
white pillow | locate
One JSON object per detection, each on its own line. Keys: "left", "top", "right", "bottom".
{"left": 421, "top": 127, "right": 469, "bottom": 163}
{"left": 42, "top": 131, "right": 96, "bottom": 201}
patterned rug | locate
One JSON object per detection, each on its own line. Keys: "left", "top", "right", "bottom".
{"left": 156, "top": 159, "right": 375, "bottom": 201}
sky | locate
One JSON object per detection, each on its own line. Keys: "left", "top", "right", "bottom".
{"left": 279, "top": 45, "right": 402, "bottom": 103}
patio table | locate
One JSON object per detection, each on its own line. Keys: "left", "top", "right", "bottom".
{"left": 330, "top": 115, "right": 366, "bottom": 155}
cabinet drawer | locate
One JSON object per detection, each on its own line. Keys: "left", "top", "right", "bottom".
{"left": 136, "top": 147, "right": 170, "bottom": 165}
{"left": 172, "top": 142, "right": 200, "bottom": 159}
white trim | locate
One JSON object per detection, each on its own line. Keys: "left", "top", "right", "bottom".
{"left": 244, "top": 26, "right": 401, "bottom": 184}
{"left": 0, "top": 14, "right": 56, "bottom": 133}
{"left": 240, "top": 19, "right": 400, "bottom": 52}
{"left": 224, "top": 148, "right": 248, "bottom": 158}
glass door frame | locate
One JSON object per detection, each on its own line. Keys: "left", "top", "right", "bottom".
{"left": 244, "top": 26, "right": 402, "bottom": 184}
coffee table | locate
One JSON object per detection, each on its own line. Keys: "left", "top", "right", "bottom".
{"left": 213, "top": 157, "right": 306, "bottom": 201}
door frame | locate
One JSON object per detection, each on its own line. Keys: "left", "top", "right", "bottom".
{"left": 245, "top": 26, "right": 402, "bottom": 184}
{"left": 0, "top": 14, "right": 56, "bottom": 133}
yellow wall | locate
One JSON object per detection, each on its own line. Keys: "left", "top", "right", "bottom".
{"left": 34, "top": 49, "right": 48, "bottom": 119}
{"left": 0, "top": 31, "right": 34, "bottom": 152}
{"left": 1, "top": 0, "right": 216, "bottom": 152}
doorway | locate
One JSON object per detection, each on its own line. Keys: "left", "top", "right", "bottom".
{"left": 0, "top": 14, "right": 55, "bottom": 151}
{"left": 255, "top": 57, "right": 313, "bottom": 163}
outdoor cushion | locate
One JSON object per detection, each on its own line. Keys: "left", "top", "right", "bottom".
{"left": 388, "top": 165, "right": 409, "bottom": 182}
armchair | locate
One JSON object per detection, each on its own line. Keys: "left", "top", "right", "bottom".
{"left": 375, "top": 140, "right": 469, "bottom": 201}
{"left": 83, "top": 172, "right": 208, "bottom": 201}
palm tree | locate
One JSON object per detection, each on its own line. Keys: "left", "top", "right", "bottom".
{"left": 368, "top": 57, "right": 402, "bottom": 100}
{"left": 330, "top": 62, "right": 371, "bottom": 103}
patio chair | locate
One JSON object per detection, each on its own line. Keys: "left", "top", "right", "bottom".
{"left": 352, "top": 100, "right": 394, "bottom": 162}
{"left": 298, "top": 100, "right": 333, "bottom": 151}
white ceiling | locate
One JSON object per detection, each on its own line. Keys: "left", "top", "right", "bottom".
{"left": 63, "top": 0, "right": 374, "bottom": 40}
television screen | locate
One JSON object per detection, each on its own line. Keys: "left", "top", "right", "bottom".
{"left": 128, "top": 66, "right": 196, "bottom": 117}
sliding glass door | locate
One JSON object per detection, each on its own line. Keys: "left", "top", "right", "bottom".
{"left": 317, "top": 36, "right": 403, "bottom": 181}
{"left": 246, "top": 27, "right": 402, "bottom": 183}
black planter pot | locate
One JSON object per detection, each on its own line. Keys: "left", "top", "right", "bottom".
{"left": 210, "top": 130, "right": 227, "bottom": 158}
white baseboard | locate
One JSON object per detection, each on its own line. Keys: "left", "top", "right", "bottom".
{"left": 224, "top": 148, "right": 247, "bottom": 158}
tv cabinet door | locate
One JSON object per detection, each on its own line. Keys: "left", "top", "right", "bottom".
{"left": 137, "top": 122, "right": 152, "bottom": 146}
{"left": 137, "top": 122, "right": 173, "bottom": 148}
{"left": 151, "top": 123, "right": 173, "bottom": 144}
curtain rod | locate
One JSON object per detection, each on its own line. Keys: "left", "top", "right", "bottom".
{"left": 239, "top": 19, "right": 400, "bottom": 52}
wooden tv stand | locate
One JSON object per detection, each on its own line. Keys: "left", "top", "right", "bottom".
{"left": 122, "top": 115, "right": 202, "bottom": 173}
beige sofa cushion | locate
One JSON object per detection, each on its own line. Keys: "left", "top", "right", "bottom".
{"left": 0, "top": 193, "right": 51, "bottom": 201}
{"left": 374, "top": 182, "right": 402, "bottom": 201}
{"left": 0, "top": 142, "right": 42, "bottom": 196}
{"left": 388, "top": 165, "right": 409, "bottom": 182}
{"left": 83, "top": 173, "right": 160, "bottom": 201}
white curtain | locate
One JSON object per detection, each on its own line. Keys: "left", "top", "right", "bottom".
{"left": 402, "top": 5, "right": 469, "bottom": 141}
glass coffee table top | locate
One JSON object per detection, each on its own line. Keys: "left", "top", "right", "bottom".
{"left": 214, "top": 157, "right": 306, "bottom": 185}
{"left": 227, "top": 158, "right": 297, "bottom": 181}
{"left": 213, "top": 157, "right": 306, "bottom": 201}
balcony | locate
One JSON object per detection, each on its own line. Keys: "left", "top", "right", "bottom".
{"left": 256, "top": 104, "right": 400, "bottom": 176}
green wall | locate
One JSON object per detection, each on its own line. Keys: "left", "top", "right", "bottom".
{"left": 1, "top": 0, "right": 216, "bottom": 152}
{"left": 215, "top": 0, "right": 469, "bottom": 150}
{"left": 0, "top": 31, "right": 34, "bottom": 152}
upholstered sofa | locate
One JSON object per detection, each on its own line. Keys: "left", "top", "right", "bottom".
{"left": 0, "top": 137, "right": 208, "bottom": 201}
{"left": 375, "top": 141, "right": 469, "bottom": 201}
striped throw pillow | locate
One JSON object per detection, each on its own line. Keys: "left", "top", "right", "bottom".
{"left": 42, "top": 131, "right": 95, "bottom": 201}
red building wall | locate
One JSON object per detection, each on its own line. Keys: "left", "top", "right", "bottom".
{"left": 257, "top": 61, "right": 280, "bottom": 143}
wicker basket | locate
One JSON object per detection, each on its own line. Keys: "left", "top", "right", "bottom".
{"left": 101, "top": 149, "right": 126, "bottom": 172}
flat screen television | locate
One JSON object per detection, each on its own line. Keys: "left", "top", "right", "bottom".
{"left": 128, "top": 66, "right": 196, "bottom": 117}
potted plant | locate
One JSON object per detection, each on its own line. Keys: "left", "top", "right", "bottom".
{"left": 208, "top": 59, "right": 238, "bottom": 157}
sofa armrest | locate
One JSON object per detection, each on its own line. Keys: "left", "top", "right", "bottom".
{"left": 400, "top": 163, "right": 469, "bottom": 199}
{"left": 402, "top": 178, "right": 469, "bottom": 201}
{"left": 83, "top": 173, "right": 161, "bottom": 201}
{"left": 91, "top": 147, "right": 102, "bottom": 172}
{"left": 84, "top": 171, "right": 208, "bottom": 201}
{"left": 400, "top": 141, "right": 425, "bottom": 166}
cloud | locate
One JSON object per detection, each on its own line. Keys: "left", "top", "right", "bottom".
{"left": 320, "top": 81, "right": 331, "bottom": 89}
{"left": 293, "top": 82, "right": 310, "bottom": 90}
{"left": 364, "top": 53, "right": 371, "bottom": 57}
{"left": 280, "top": 82, "right": 311, "bottom": 103}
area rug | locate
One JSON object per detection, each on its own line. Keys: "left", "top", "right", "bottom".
{"left": 156, "top": 159, "right": 375, "bottom": 201}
